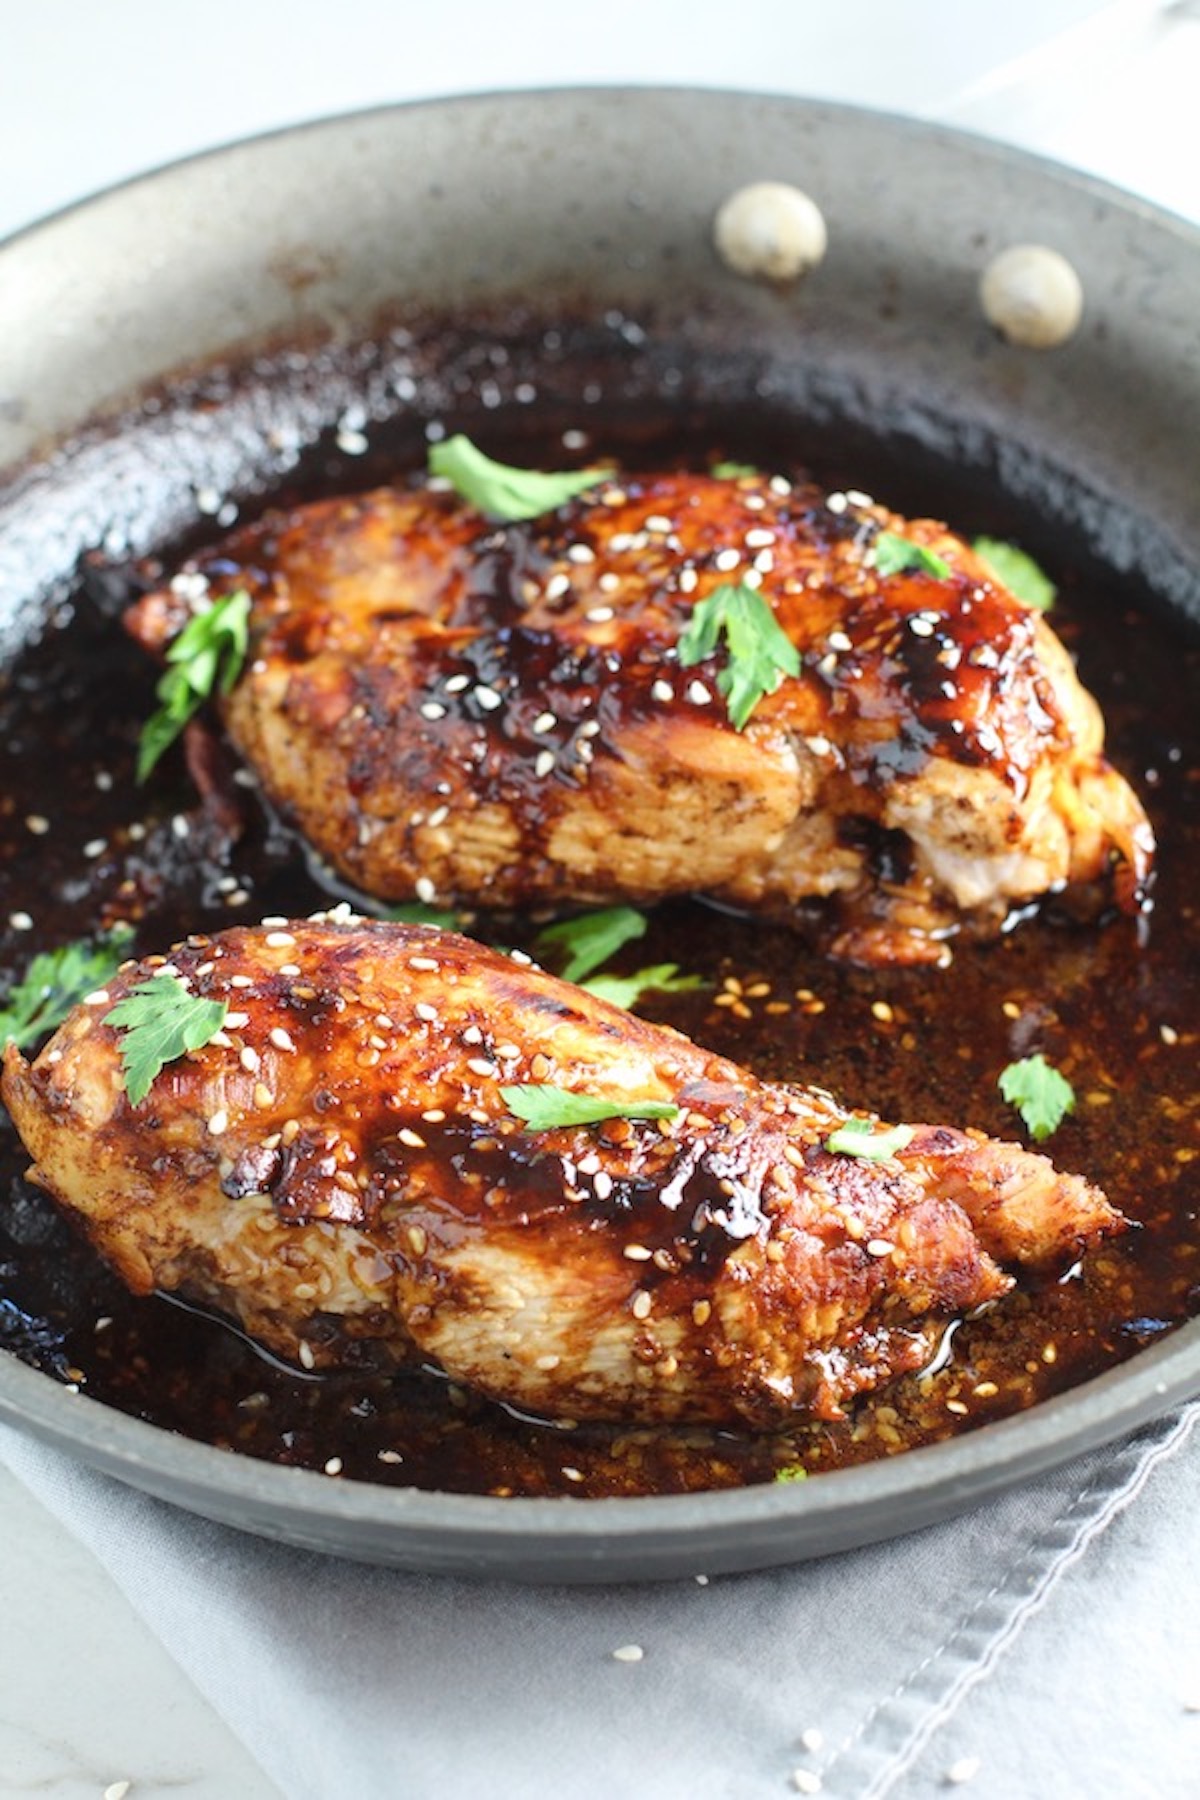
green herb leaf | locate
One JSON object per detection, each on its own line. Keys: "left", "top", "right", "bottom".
{"left": 0, "top": 926, "right": 135, "bottom": 1052}
{"left": 873, "top": 532, "right": 952, "bottom": 581}
{"left": 428, "top": 434, "right": 606, "bottom": 522}
{"left": 676, "top": 582, "right": 801, "bottom": 731}
{"left": 500, "top": 1084, "right": 680, "bottom": 1131}
{"left": 582, "top": 963, "right": 706, "bottom": 1010}
{"left": 382, "top": 901, "right": 463, "bottom": 929}
{"left": 709, "top": 460, "right": 760, "bottom": 479}
{"left": 972, "top": 537, "right": 1057, "bottom": 612}
{"left": 773, "top": 1463, "right": 809, "bottom": 1484}
{"left": 137, "top": 588, "right": 252, "bottom": 782}
{"left": 824, "top": 1117, "right": 915, "bottom": 1161}
{"left": 105, "top": 975, "right": 228, "bottom": 1106}
{"left": 534, "top": 906, "right": 648, "bottom": 984}
{"left": 998, "top": 1054, "right": 1075, "bottom": 1141}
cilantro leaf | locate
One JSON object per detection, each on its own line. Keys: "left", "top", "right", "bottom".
{"left": 998, "top": 1054, "right": 1075, "bottom": 1141}
{"left": 137, "top": 588, "right": 252, "bottom": 782}
{"left": 105, "top": 975, "right": 228, "bottom": 1106}
{"left": 500, "top": 1084, "right": 680, "bottom": 1131}
{"left": 428, "top": 435, "right": 606, "bottom": 521}
{"left": 709, "top": 460, "right": 760, "bottom": 479}
{"left": 582, "top": 964, "right": 706, "bottom": 1010}
{"left": 824, "top": 1117, "right": 915, "bottom": 1161}
{"left": 773, "top": 1464, "right": 809, "bottom": 1484}
{"left": 0, "top": 926, "right": 135, "bottom": 1052}
{"left": 972, "top": 537, "right": 1056, "bottom": 612}
{"left": 873, "top": 532, "right": 952, "bottom": 581}
{"left": 534, "top": 906, "right": 647, "bottom": 984}
{"left": 676, "top": 582, "right": 800, "bottom": 731}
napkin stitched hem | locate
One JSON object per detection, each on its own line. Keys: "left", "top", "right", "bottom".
{"left": 817, "top": 1401, "right": 1200, "bottom": 1797}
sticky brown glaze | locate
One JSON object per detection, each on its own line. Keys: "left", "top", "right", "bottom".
{"left": 1, "top": 918, "right": 1124, "bottom": 1428}
{"left": 124, "top": 470, "right": 1154, "bottom": 964}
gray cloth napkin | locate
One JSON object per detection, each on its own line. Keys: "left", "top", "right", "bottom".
{"left": 3, "top": 1403, "right": 1198, "bottom": 1799}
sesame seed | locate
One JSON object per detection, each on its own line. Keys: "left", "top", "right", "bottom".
{"left": 415, "top": 1002, "right": 438, "bottom": 1022}
{"left": 398, "top": 1128, "right": 427, "bottom": 1149}
{"left": 407, "top": 1225, "right": 428, "bottom": 1255}
{"left": 744, "top": 528, "right": 775, "bottom": 548}
{"left": 421, "top": 1108, "right": 446, "bottom": 1123}
{"left": 427, "top": 806, "right": 448, "bottom": 829}
{"left": 871, "top": 1001, "right": 894, "bottom": 1022}
{"left": 946, "top": 1399, "right": 969, "bottom": 1415}
{"left": 652, "top": 679, "right": 674, "bottom": 702}
{"left": 713, "top": 548, "right": 741, "bottom": 572}
{"left": 495, "top": 1042, "right": 521, "bottom": 1060}
{"left": 1161, "top": 1024, "right": 1179, "bottom": 1045}
{"left": 532, "top": 711, "right": 557, "bottom": 734}
{"left": 644, "top": 515, "right": 672, "bottom": 533}
{"left": 677, "top": 567, "right": 698, "bottom": 593}
{"left": 207, "top": 1109, "right": 229, "bottom": 1136}
{"left": 686, "top": 680, "right": 711, "bottom": 705}
{"left": 536, "top": 1353, "right": 561, "bottom": 1370}
{"left": 623, "top": 1244, "right": 652, "bottom": 1261}
{"left": 800, "top": 1729, "right": 824, "bottom": 1755}
{"left": 420, "top": 700, "right": 447, "bottom": 721}
{"left": 467, "top": 1057, "right": 498, "bottom": 1078}
{"left": 253, "top": 1083, "right": 273, "bottom": 1109}
{"left": 463, "top": 1024, "right": 483, "bottom": 1044}
{"left": 224, "top": 1011, "right": 250, "bottom": 1029}
{"left": 8, "top": 911, "right": 32, "bottom": 930}
{"left": 827, "top": 631, "right": 852, "bottom": 653}
{"left": 103, "top": 1783, "right": 133, "bottom": 1800}
{"left": 83, "top": 837, "right": 107, "bottom": 859}
{"left": 269, "top": 1027, "right": 296, "bottom": 1052}
{"left": 323, "top": 1456, "right": 344, "bottom": 1476}
{"left": 567, "top": 543, "right": 595, "bottom": 564}
{"left": 611, "top": 1644, "right": 644, "bottom": 1663}
{"left": 444, "top": 672, "right": 470, "bottom": 693}
{"left": 586, "top": 604, "right": 614, "bottom": 622}
{"left": 240, "top": 1046, "right": 261, "bottom": 1072}
{"left": 474, "top": 685, "right": 502, "bottom": 710}
{"left": 414, "top": 877, "right": 437, "bottom": 904}
{"left": 631, "top": 1290, "right": 652, "bottom": 1319}
{"left": 24, "top": 814, "right": 49, "bottom": 834}
{"left": 83, "top": 989, "right": 110, "bottom": 1006}
{"left": 599, "top": 572, "right": 620, "bottom": 592}
{"left": 229, "top": 974, "right": 254, "bottom": 988}
{"left": 578, "top": 719, "right": 601, "bottom": 738}
{"left": 792, "top": 1771, "right": 822, "bottom": 1795}
{"left": 378, "top": 1448, "right": 404, "bottom": 1464}
{"left": 826, "top": 491, "right": 848, "bottom": 514}
{"left": 866, "top": 1239, "right": 895, "bottom": 1257}
{"left": 909, "top": 615, "right": 936, "bottom": 637}
{"left": 945, "top": 1757, "right": 981, "bottom": 1786}
{"left": 535, "top": 750, "right": 555, "bottom": 778}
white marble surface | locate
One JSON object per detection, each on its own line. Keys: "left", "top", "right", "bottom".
{"left": 1, "top": 3, "right": 1198, "bottom": 1796}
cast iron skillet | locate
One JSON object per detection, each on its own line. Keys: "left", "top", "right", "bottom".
{"left": 0, "top": 91, "right": 1197, "bottom": 1581}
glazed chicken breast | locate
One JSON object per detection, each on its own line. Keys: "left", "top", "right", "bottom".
{"left": 2, "top": 918, "right": 1123, "bottom": 1427}
{"left": 125, "top": 463, "right": 1154, "bottom": 964}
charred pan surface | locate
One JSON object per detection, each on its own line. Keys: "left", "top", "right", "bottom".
{"left": 125, "top": 469, "right": 1155, "bottom": 964}
{"left": 1, "top": 919, "right": 1124, "bottom": 1428}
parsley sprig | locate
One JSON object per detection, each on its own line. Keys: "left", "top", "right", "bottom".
{"left": 873, "top": 532, "right": 951, "bottom": 581}
{"left": 500, "top": 1084, "right": 680, "bottom": 1131}
{"left": 105, "top": 974, "right": 229, "bottom": 1106}
{"left": 998, "top": 1054, "right": 1075, "bottom": 1141}
{"left": 137, "top": 588, "right": 252, "bottom": 781}
{"left": 582, "top": 964, "right": 705, "bottom": 1009}
{"left": 676, "top": 582, "right": 800, "bottom": 731}
{"left": 824, "top": 1118, "right": 915, "bottom": 1162}
{"left": 0, "top": 927, "right": 134, "bottom": 1051}
{"left": 428, "top": 435, "right": 606, "bottom": 522}
{"left": 972, "top": 537, "right": 1056, "bottom": 612}
{"left": 534, "top": 906, "right": 648, "bottom": 984}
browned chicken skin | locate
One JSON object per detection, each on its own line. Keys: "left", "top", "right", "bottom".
{"left": 126, "top": 466, "right": 1154, "bottom": 963}
{"left": 1, "top": 919, "right": 1124, "bottom": 1427}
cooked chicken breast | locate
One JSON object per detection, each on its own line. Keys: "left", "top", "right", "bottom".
{"left": 126, "top": 464, "right": 1154, "bottom": 964}
{"left": 1, "top": 918, "right": 1123, "bottom": 1427}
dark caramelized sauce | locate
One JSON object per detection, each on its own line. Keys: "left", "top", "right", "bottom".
{"left": 1, "top": 418, "right": 1197, "bottom": 1500}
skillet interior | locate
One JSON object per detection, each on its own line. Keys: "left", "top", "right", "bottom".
{"left": 0, "top": 89, "right": 1197, "bottom": 1580}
